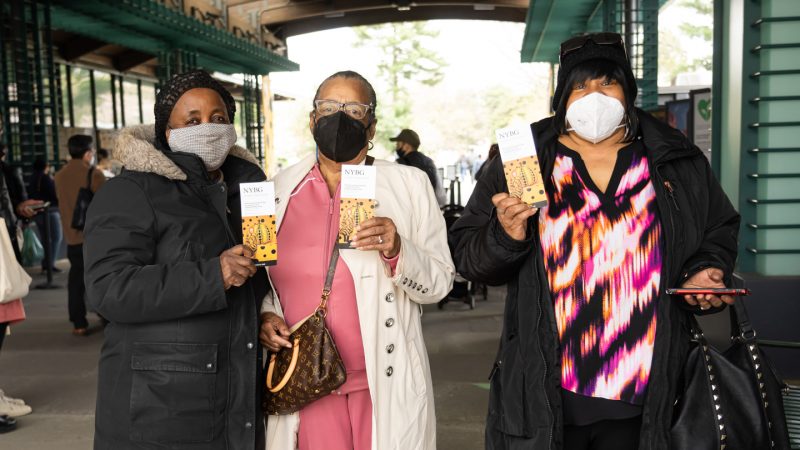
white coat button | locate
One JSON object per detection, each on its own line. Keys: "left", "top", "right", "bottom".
{"left": 247, "top": 342, "right": 254, "bottom": 349}
{"left": 422, "top": 288, "right": 429, "bottom": 294}
{"left": 402, "top": 277, "right": 409, "bottom": 285}
{"left": 385, "top": 318, "right": 395, "bottom": 327}
{"left": 385, "top": 292, "right": 394, "bottom": 302}
{"left": 386, "top": 344, "right": 394, "bottom": 353}
{"left": 386, "top": 367, "right": 393, "bottom": 376}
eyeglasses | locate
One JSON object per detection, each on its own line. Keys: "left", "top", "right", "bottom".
{"left": 559, "top": 32, "right": 627, "bottom": 64}
{"left": 314, "top": 99, "right": 373, "bottom": 120}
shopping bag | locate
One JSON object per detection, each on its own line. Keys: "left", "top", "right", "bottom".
{"left": 1, "top": 218, "right": 32, "bottom": 303}
{"left": 21, "top": 225, "right": 44, "bottom": 267}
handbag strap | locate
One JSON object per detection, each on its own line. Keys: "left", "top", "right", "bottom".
{"left": 85, "top": 167, "right": 94, "bottom": 190}
{"left": 315, "top": 155, "right": 373, "bottom": 316}
{"left": 317, "top": 246, "right": 339, "bottom": 316}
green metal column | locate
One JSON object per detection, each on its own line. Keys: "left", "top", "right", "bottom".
{"left": 157, "top": 48, "right": 199, "bottom": 87}
{"left": 242, "top": 74, "right": 264, "bottom": 164}
{"left": 618, "top": 0, "right": 659, "bottom": 110}
{"left": 0, "top": 0, "right": 59, "bottom": 173}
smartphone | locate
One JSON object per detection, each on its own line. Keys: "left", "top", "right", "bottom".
{"left": 666, "top": 288, "right": 751, "bottom": 296}
{"left": 28, "top": 201, "right": 50, "bottom": 211}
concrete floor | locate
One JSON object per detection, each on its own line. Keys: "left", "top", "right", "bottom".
{"left": 0, "top": 262, "right": 504, "bottom": 450}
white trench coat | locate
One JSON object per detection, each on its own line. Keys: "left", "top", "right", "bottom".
{"left": 262, "top": 154, "right": 455, "bottom": 450}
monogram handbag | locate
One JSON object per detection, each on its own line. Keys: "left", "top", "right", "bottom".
{"left": 262, "top": 247, "right": 346, "bottom": 415}
{"left": 671, "top": 288, "right": 791, "bottom": 450}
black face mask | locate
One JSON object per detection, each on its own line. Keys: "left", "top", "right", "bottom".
{"left": 313, "top": 111, "right": 368, "bottom": 162}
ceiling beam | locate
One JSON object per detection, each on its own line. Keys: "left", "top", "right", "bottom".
{"left": 272, "top": 6, "right": 528, "bottom": 38}
{"left": 58, "top": 36, "right": 108, "bottom": 61}
{"left": 112, "top": 50, "right": 156, "bottom": 72}
{"left": 260, "top": 0, "right": 528, "bottom": 26}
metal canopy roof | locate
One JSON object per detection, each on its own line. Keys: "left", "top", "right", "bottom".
{"left": 50, "top": 0, "right": 299, "bottom": 75}
{"left": 254, "top": 0, "right": 529, "bottom": 38}
{"left": 520, "top": 0, "right": 668, "bottom": 63}
{"left": 521, "top": 0, "right": 600, "bottom": 63}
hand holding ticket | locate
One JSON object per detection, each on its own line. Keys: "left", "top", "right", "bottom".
{"left": 495, "top": 124, "right": 547, "bottom": 208}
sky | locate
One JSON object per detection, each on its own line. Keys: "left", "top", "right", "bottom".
{"left": 268, "top": 20, "right": 551, "bottom": 167}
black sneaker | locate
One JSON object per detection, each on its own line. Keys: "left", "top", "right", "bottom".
{"left": 0, "top": 415, "right": 17, "bottom": 433}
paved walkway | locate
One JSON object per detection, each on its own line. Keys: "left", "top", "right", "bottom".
{"left": 0, "top": 261, "right": 503, "bottom": 450}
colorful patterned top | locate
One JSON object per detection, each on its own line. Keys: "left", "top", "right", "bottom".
{"left": 539, "top": 140, "right": 662, "bottom": 406}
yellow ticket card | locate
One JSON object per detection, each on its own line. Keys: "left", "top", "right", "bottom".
{"left": 496, "top": 124, "right": 548, "bottom": 208}
{"left": 338, "top": 165, "right": 377, "bottom": 248}
{"left": 240, "top": 182, "right": 277, "bottom": 266}
{"left": 338, "top": 198, "right": 377, "bottom": 247}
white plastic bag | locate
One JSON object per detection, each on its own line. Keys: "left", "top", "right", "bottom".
{"left": 1, "top": 218, "right": 32, "bottom": 303}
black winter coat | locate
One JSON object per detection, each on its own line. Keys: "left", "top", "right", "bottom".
{"left": 84, "top": 125, "right": 269, "bottom": 450}
{"left": 449, "top": 110, "right": 740, "bottom": 450}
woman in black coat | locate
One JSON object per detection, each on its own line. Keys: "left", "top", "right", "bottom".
{"left": 84, "top": 70, "right": 269, "bottom": 450}
{"left": 449, "top": 33, "right": 740, "bottom": 450}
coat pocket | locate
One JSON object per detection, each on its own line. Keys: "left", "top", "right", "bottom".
{"left": 129, "top": 342, "right": 218, "bottom": 444}
{"left": 487, "top": 338, "right": 531, "bottom": 438}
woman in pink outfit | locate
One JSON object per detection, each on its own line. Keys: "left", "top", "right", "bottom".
{"left": 260, "top": 71, "right": 454, "bottom": 450}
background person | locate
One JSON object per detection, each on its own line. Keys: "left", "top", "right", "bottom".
{"left": 474, "top": 143, "right": 500, "bottom": 181}
{"left": 83, "top": 70, "right": 268, "bottom": 450}
{"left": 54, "top": 135, "right": 105, "bottom": 336}
{"left": 260, "top": 71, "right": 454, "bottom": 450}
{"left": 0, "top": 143, "right": 42, "bottom": 260}
{"left": 95, "top": 148, "right": 115, "bottom": 179}
{"left": 449, "top": 32, "right": 740, "bottom": 450}
{"left": 28, "top": 158, "right": 62, "bottom": 273}
{"left": 392, "top": 128, "right": 447, "bottom": 206}
{"left": 0, "top": 112, "right": 32, "bottom": 433}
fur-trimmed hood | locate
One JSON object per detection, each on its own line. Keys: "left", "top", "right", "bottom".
{"left": 113, "top": 124, "right": 260, "bottom": 181}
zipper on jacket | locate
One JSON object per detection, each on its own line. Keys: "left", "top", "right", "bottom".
{"left": 663, "top": 180, "right": 681, "bottom": 212}
{"left": 534, "top": 253, "right": 554, "bottom": 448}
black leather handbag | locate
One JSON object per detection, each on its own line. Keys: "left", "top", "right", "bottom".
{"left": 70, "top": 167, "right": 94, "bottom": 230}
{"left": 671, "top": 295, "right": 791, "bottom": 450}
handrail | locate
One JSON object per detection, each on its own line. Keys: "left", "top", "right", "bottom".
{"left": 747, "top": 173, "right": 800, "bottom": 179}
{"left": 751, "top": 69, "right": 800, "bottom": 78}
{"left": 747, "top": 198, "right": 800, "bottom": 204}
{"left": 745, "top": 248, "right": 800, "bottom": 254}
{"left": 750, "top": 95, "right": 800, "bottom": 103}
{"left": 746, "top": 223, "right": 800, "bottom": 230}
{"left": 751, "top": 16, "right": 800, "bottom": 27}
{"left": 749, "top": 121, "right": 800, "bottom": 128}
{"left": 752, "top": 43, "right": 800, "bottom": 52}
{"left": 749, "top": 147, "right": 800, "bottom": 153}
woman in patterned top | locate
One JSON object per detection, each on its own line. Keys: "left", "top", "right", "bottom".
{"left": 449, "top": 32, "right": 740, "bottom": 450}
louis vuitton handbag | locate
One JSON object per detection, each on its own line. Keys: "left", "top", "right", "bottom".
{"left": 671, "top": 286, "right": 791, "bottom": 450}
{"left": 262, "top": 247, "right": 347, "bottom": 415}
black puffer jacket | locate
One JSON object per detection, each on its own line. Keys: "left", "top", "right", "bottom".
{"left": 449, "top": 110, "right": 740, "bottom": 450}
{"left": 84, "top": 125, "right": 268, "bottom": 450}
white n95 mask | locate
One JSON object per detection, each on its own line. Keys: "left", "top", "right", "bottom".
{"left": 566, "top": 92, "right": 626, "bottom": 144}
{"left": 168, "top": 123, "right": 237, "bottom": 171}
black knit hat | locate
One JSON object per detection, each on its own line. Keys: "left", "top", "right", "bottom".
{"left": 154, "top": 70, "right": 236, "bottom": 150}
{"left": 552, "top": 34, "right": 637, "bottom": 111}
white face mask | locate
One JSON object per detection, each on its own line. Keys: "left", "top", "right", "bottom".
{"left": 168, "top": 123, "right": 237, "bottom": 171}
{"left": 566, "top": 92, "right": 626, "bottom": 144}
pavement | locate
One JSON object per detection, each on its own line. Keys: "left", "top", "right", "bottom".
{"left": 0, "top": 260, "right": 504, "bottom": 450}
